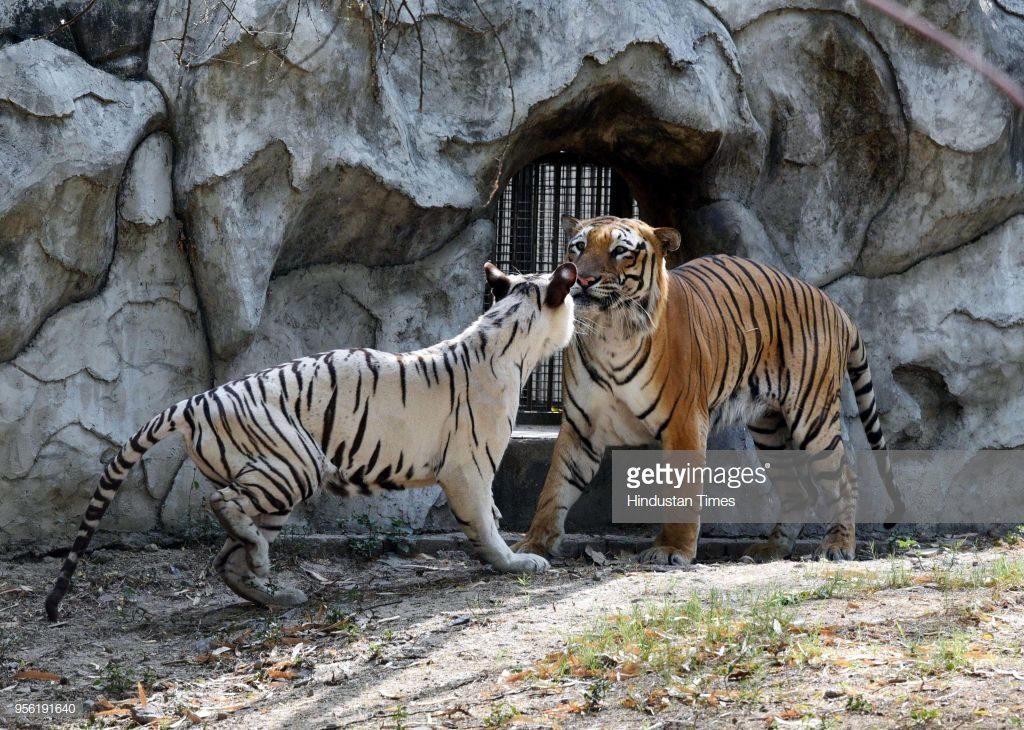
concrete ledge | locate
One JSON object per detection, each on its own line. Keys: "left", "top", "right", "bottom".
{"left": 277, "top": 531, "right": 833, "bottom": 562}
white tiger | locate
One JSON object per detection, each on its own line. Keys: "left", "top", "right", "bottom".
{"left": 45, "top": 262, "right": 577, "bottom": 620}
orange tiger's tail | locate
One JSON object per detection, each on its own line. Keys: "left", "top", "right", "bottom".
{"left": 44, "top": 403, "right": 185, "bottom": 621}
{"left": 847, "top": 331, "right": 904, "bottom": 529}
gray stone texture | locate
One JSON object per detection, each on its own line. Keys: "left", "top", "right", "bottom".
{"left": 0, "top": 0, "right": 1021, "bottom": 547}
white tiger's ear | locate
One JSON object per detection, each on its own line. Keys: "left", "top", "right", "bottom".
{"left": 484, "top": 262, "right": 511, "bottom": 301}
{"left": 653, "top": 227, "right": 681, "bottom": 252}
{"left": 545, "top": 262, "right": 577, "bottom": 308}
{"left": 560, "top": 214, "right": 581, "bottom": 238}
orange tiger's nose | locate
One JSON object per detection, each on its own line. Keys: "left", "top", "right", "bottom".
{"left": 577, "top": 274, "right": 597, "bottom": 288}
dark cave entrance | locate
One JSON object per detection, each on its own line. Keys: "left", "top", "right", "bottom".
{"left": 489, "top": 152, "right": 639, "bottom": 424}
{"left": 486, "top": 84, "right": 718, "bottom": 423}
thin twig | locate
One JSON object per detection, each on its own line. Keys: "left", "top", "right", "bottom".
{"left": 470, "top": 0, "right": 516, "bottom": 205}
{"left": 217, "top": 0, "right": 288, "bottom": 66}
{"left": 32, "top": 0, "right": 99, "bottom": 40}
{"left": 861, "top": 0, "right": 1024, "bottom": 110}
{"left": 396, "top": 0, "right": 426, "bottom": 111}
{"left": 177, "top": 0, "right": 194, "bottom": 67}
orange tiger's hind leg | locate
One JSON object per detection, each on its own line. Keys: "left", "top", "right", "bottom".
{"left": 743, "top": 411, "right": 807, "bottom": 563}
{"left": 809, "top": 446, "right": 858, "bottom": 561}
{"left": 638, "top": 416, "right": 706, "bottom": 566}
{"left": 792, "top": 401, "right": 858, "bottom": 561}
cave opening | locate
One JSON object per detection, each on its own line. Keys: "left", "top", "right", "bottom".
{"left": 488, "top": 152, "right": 638, "bottom": 424}
{"left": 485, "top": 84, "right": 718, "bottom": 422}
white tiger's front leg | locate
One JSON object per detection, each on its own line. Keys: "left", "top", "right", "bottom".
{"left": 441, "top": 468, "right": 549, "bottom": 574}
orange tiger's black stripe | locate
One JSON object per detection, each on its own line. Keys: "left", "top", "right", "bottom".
{"left": 515, "top": 215, "right": 901, "bottom": 565}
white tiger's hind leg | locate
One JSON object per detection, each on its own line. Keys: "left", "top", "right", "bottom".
{"left": 210, "top": 490, "right": 308, "bottom": 607}
{"left": 441, "top": 468, "right": 549, "bottom": 574}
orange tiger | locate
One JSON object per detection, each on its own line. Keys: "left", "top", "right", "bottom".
{"left": 513, "top": 215, "right": 902, "bottom": 564}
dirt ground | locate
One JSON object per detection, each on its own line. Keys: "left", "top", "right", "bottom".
{"left": 2, "top": 534, "right": 1024, "bottom": 729}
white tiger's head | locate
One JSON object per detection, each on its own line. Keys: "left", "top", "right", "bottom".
{"left": 484, "top": 262, "right": 577, "bottom": 359}
{"left": 561, "top": 215, "right": 681, "bottom": 337}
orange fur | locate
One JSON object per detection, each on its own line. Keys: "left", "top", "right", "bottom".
{"left": 514, "top": 215, "right": 900, "bottom": 564}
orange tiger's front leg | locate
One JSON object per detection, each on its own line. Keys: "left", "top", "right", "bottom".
{"left": 513, "top": 418, "right": 608, "bottom": 558}
{"left": 637, "top": 413, "right": 708, "bottom": 567}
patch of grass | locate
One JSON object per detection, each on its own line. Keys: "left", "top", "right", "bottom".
{"left": 788, "top": 561, "right": 911, "bottom": 603}
{"left": 484, "top": 701, "right": 519, "bottom": 727}
{"left": 94, "top": 659, "right": 136, "bottom": 698}
{"left": 845, "top": 694, "right": 874, "bottom": 713}
{"left": 890, "top": 535, "right": 920, "bottom": 554}
{"left": 919, "top": 632, "right": 970, "bottom": 675}
{"left": 795, "top": 556, "right": 1024, "bottom": 610}
{"left": 525, "top": 589, "right": 819, "bottom": 686}
{"left": 925, "top": 556, "right": 1024, "bottom": 592}
{"left": 140, "top": 666, "right": 159, "bottom": 690}
{"left": 344, "top": 514, "right": 415, "bottom": 559}
{"left": 388, "top": 703, "right": 409, "bottom": 729}
{"left": 997, "top": 525, "right": 1024, "bottom": 547}
{"left": 583, "top": 677, "right": 609, "bottom": 713}
{"left": 909, "top": 705, "right": 941, "bottom": 723}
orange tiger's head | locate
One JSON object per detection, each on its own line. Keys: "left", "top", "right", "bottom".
{"left": 561, "top": 215, "right": 681, "bottom": 335}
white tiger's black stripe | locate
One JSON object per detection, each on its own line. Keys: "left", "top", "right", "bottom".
{"left": 45, "top": 263, "right": 576, "bottom": 620}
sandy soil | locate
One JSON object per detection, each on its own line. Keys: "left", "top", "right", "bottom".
{"left": 2, "top": 536, "right": 1024, "bottom": 729}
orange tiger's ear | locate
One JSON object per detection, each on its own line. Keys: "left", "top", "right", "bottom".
{"left": 485, "top": 262, "right": 511, "bottom": 301}
{"left": 653, "top": 227, "right": 681, "bottom": 252}
{"left": 545, "top": 262, "right": 577, "bottom": 308}
{"left": 560, "top": 214, "right": 581, "bottom": 238}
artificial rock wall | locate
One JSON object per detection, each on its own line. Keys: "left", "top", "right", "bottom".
{"left": 1, "top": 0, "right": 1022, "bottom": 547}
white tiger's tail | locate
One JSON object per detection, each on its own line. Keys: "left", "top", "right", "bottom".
{"left": 44, "top": 403, "right": 185, "bottom": 621}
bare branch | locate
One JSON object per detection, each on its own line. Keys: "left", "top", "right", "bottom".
{"left": 470, "top": 0, "right": 516, "bottom": 205}
{"left": 216, "top": 0, "right": 290, "bottom": 67}
{"left": 396, "top": 0, "right": 426, "bottom": 111}
{"left": 861, "top": 0, "right": 1024, "bottom": 111}
{"left": 32, "top": 0, "right": 99, "bottom": 41}
{"left": 177, "top": 0, "right": 194, "bottom": 67}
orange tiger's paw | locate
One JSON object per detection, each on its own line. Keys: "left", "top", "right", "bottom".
{"left": 636, "top": 545, "right": 693, "bottom": 567}
{"left": 743, "top": 539, "right": 794, "bottom": 563}
{"left": 511, "top": 536, "right": 558, "bottom": 558}
{"left": 814, "top": 532, "right": 856, "bottom": 561}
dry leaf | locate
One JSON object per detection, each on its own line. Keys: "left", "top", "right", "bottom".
{"left": 302, "top": 565, "right": 330, "bottom": 583}
{"left": 584, "top": 545, "right": 608, "bottom": 566}
{"left": 13, "top": 669, "right": 62, "bottom": 682}
{"left": 130, "top": 703, "right": 166, "bottom": 725}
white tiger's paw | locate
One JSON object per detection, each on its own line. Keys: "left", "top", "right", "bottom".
{"left": 637, "top": 546, "right": 693, "bottom": 567}
{"left": 262, "top": 585, "right": 308, "bottom": 607}
{"left": 239, "top": 578, "right": 308, "bottom": 607}
{"left": 499, "top": 553, "right": 550, "bottom": 574}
